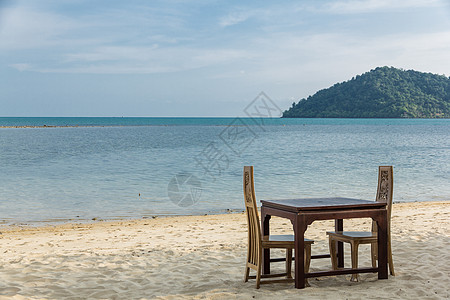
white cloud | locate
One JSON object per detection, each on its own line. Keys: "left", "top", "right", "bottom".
{"left": 9, "top": 63, "right": 32, "bottom": 71}
{"left": 189, "top": 49, "right": 251, "bottom": 66}
{"left": 30, "top": 45, "right": 250, "bottom": 74}
{"left": 324, "top": 0, "right": 445, "bottom": 14}
{"left": 0, "top": 3, "right": 188, "bottom": 51}
{"left": 64, "top": 45, "right": 160, "bottom": 63}
{"left": 219, "top": 10, "right": 252, "bottom": 27}
{"left": 0, "top": 6, "right": 80, "bottom": 50}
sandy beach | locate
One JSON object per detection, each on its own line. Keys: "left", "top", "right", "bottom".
{"left": 0, "top": 201, "right": 448, "bottom": 299}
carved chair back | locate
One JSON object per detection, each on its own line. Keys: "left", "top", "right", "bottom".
{"left": 372, "top": 166, "right": 394, "bottom": 233}
{"left": 243, "top": 166, "right": 262, "bottom": 267}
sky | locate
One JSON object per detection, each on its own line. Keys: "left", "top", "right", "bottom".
{"left": 1, "top": 0, "right": 450, "bottom": 117}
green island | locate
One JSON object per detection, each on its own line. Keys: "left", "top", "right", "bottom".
{"left": 282, "top": 66, "right": 450, "bottom": 118}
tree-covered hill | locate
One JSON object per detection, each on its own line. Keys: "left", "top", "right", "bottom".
{"left": 282, "top": 66, "right": 450, "bottom": 118}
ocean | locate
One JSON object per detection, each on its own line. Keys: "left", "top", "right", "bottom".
{"left": 0, "top": 117, "right": 449, "bottom": 224}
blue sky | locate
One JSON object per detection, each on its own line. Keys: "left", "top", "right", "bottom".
{"left": 1, "top": 0, "right": 449, "bottom": 117}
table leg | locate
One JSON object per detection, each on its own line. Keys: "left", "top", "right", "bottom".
{"left": 261, "top": 207, "right": 271, "bottom": 275}
{"left": 335, "top": 219, "right": 344, "bottom": 268}
{"left": 294, "top": 214, "right": 306, "bottom": 289}
{"left": 377, "top": 210, "right": 388, "bottom": 279}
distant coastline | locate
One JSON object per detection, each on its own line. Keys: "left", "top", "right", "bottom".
{"left": 0, "top": 125, "right": 163, "bottom": 129}
{"left": 1, "top": 117, "right": 450, "bottom": 128}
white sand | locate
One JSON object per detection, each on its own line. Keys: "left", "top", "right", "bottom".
{"left": 0, "top": 201, "right": 449, "bottom": 299}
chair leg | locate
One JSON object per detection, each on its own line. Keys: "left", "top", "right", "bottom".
{"left": 329, "top": 237, "right": 338, "bottom": 270}
{"left": 304, "top": 244, "right": 312, "bottom": 274}
{"left": 371, "top": 242, "right": 377, "bottom": 268}
{"left": 256, "top": 263, "right": 261, "bottom": 289}
{"left": 286, "top": 249, "right": 293, "bottom": 279}
{"left": 350, "top": 241, "right": 360, "bottom": 282}
{"left": 244, "top": 264, "right": 250, "bottom": 282}
{"left": 304, "top": 243, "right": 312, "bottom": 287}
{"left": 388, "top": 240, "right": 395, "bottom": 276}
{"left": 370, "top": 240, "right": 394, "bottom": 276}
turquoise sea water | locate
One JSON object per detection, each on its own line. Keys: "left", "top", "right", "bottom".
{"left": 0, "top": 117, "right": 449, "bottom": 224}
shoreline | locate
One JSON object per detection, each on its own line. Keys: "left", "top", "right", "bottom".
{"left": 0, "top": 208, "right": 246, "bottom": 228}
{"left": 0, "top": 201, "right": 449, "bottom": 299}
{"left": 0, "top": 200, "right": 446, "bottom": 228}
{"left": 0, "top": 125, "right": 185, "bottom": 128}
{"left": 0, "top": 124, "right": 260, "bottom": 128}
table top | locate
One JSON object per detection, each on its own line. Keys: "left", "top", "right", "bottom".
{"left": 260, "top": 197, "right": 386, "bottom": 212}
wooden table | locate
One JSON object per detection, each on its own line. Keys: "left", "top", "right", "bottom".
{"left": 260, "top": 197, "right": 388, "bottom": 289}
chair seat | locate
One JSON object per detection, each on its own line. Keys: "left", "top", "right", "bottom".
{"left": 262, "top": 235, "right": 314, "bottom": 248}
{"left": 327, "top": 231, "right": 377, "bottom": 242}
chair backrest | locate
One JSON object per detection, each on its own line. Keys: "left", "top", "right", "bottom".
{"left": 243, "top": 166, "right": 262, "bottom": 266}
{"left": 372, "top": 166, "right": 394, "bottom": 233}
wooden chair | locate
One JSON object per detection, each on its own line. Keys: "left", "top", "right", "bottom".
{"left": 243, "top": 166, "right": 314, "bottom": 288}
{"left": 327, "top": 166, "right": 395, "bottom": 282}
